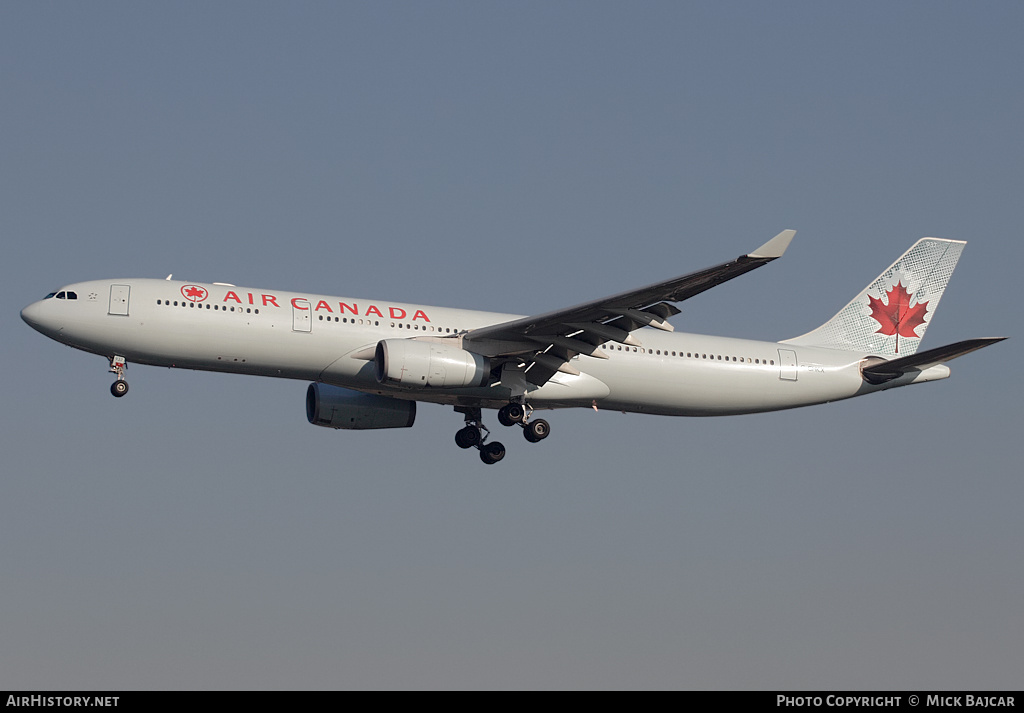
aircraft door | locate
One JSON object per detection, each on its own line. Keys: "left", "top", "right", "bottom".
{"left": 108, "top": 284, "right": 130, "bottom": 316}
{"left": 292, "top": 299, "right": 311, "bottom": 332}
{"left": 778, "top": 349, "right": 798, "bottom": 381}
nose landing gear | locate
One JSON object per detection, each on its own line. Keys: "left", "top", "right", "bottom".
{"left": 109, "top": 355, "right": 129, "bottom": 398}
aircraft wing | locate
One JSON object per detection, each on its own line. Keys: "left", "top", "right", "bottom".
{"left": 464, "top": 230, "right": 796, "bottom": 385}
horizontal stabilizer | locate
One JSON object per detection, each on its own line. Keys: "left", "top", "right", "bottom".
{"left": 861, "top": 337, "right": 1006, "bottom": 384}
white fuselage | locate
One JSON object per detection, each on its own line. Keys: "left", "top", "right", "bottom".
{"left": 21, "top": 278, "right": 949, "bottom": 416}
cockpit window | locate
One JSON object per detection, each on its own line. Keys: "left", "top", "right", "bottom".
{"left": 56, "top": 292, "right": 66, "bottom": 299}
{"left": 45, "top": 292, "right": 57, "bottom": 299}
{"left": 66, "top": 291, "right": 78, "bottom": 300}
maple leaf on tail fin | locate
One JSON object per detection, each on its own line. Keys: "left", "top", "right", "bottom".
{"left": 867, "top": 281, "right": 929, "bottom": 353}
{"left": 783, "top": 238, "right": 964, "bottom": 358}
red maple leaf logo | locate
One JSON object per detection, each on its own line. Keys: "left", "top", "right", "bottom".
{"left": 867, "top": 281, "right": 928, "bottom": 346}
{"left": 181, "top": 285, "right": 208, "bottom": 302}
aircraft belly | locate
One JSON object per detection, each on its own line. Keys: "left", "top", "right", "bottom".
{"left": 318, "top": 358, "right": 610, "bottom": 407}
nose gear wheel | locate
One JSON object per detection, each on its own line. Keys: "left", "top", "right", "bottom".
{"left": 108, "top": 355, "right": 129, "bottom": 398}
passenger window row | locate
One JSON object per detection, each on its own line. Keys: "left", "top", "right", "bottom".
{"left": 317, "top": 315, "right": 380, "bottom": 326}
{"left": 153, "top": 300, "right": 466, "bottom": 332}
{"left": 315, "top": 315, "right": 462, "bottom": 333}
{"left": 601, "top": 343, "right": 775, "bottom": 365}
{"left": 157, "top": 299, "right": 259, "bottom": 314}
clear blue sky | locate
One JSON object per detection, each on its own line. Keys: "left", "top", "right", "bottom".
{"left": 2, "top": 1, "right": 1021, "bottom": 689}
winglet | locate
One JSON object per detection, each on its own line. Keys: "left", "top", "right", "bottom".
{"left": 748, "top": 229, "right": 796, "bottom": 259}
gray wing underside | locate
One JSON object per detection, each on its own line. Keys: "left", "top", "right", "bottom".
{"left": 464, "top": 230, "right": 795, "bottom": 386}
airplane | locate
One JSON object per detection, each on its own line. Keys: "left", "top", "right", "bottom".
{"left": 21, "top": 230, "right": 1004, "bottom": 464}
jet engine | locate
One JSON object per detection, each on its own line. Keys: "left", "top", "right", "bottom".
{"left": 374, "top": 339, "right": 490, "bottom": 388}
{"left": 306, "top": 383, "right": 416, "bottom": 430}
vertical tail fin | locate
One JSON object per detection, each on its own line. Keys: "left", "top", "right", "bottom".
{"left": 783, "top": 238, "right": 965, "bottom": 356}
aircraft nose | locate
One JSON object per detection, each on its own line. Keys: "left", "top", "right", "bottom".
{"left": 21, "top": 301, "right": 42, "bottom": 329}
{"left": 21, "top": 300, "right": 59, "bottom": 336}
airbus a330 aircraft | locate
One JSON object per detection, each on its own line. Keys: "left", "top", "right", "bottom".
{"left": 22, "top": 231, "right": 1003, "bottom": 464}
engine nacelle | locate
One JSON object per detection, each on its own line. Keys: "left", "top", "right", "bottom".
{"left": 306, "top": 383, "right": 416, "bottom": 430}
{"left": 375, "top": 339, "right": 490, "bottom": 388}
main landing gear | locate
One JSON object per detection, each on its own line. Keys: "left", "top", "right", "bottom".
{"left": 453, "top": 402, "right": 551, "bottom": 465}
{"left": 109, "top": 355, "right": 129, "bottom": 398}
{"left": 498, "top": 402, "right": 550, "bottom": 444}
{"left": 454, "top": 407, "right": 506, "bottom": 465}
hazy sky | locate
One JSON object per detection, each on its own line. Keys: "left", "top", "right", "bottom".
{"left": 2, "top": 2, "right": 1021, "bottom": 690}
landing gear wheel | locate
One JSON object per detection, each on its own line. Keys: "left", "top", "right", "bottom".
{"left": 523, "top": 419, "right": 550, "bottom": 443}
{"left": 455, "top": 426, "right": 481, "bottom": 449}
{"left": 108, "top": 355, "right": 128, "bottom": 397}
{"left": 480, "top": 441, "right": 506, "bottom": 464}
{"left": 498, "top": 403, "right": 525, "bottom": 426}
